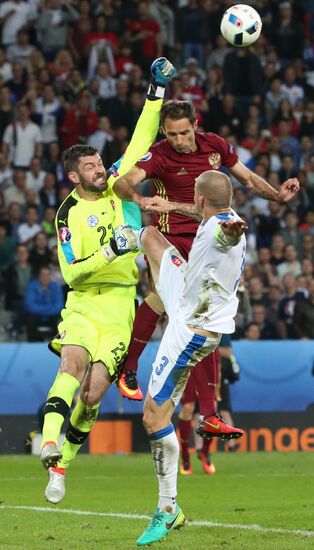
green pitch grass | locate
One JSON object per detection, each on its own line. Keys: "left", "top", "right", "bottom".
{"left": 0, "top": 452, "right": 313, "bottom": 550}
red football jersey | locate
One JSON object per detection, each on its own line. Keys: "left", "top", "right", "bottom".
{"left": 136, "top": 132, "right": 238, "bottom": 236}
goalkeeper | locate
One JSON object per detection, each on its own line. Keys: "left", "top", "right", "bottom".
{"left": 40, "top": 58, "right": 175, "bottom": 505}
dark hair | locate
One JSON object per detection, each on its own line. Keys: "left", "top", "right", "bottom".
{"left": 63, "top": 145, "right": 98, "bottom": 173}
{"left": 160, "top": 100, "right": 196, "bottom": 128}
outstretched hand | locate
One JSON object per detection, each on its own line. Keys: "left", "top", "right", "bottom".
{"left": 139, "top": 195, "right": 173, "bottom": 213}
{"left": 277, "top": 178, "right": 300, "bottom": 202}
{"left": 219, "top": 219, "right": 248, "bottom": 237}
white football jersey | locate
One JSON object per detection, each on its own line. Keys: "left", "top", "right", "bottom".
{"left": 178, "top": 209, "right": 246, "bottom": 333}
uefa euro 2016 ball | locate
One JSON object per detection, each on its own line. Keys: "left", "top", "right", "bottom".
{"left": 220, "top": 4, "right": 262, "bottom": 47}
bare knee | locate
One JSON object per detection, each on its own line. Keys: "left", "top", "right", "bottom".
{"left": 179, "top": 402, "right": 195, "bottom": 421}
{"left": 141, "top": 225, "right": 160, "bottom": 247}
{"left": 59, "top": 356, "right": 87, "bottom": 382}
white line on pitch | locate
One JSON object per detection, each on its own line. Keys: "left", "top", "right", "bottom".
{"left": 0, "top": 506, "right": 313, "bottom": 537}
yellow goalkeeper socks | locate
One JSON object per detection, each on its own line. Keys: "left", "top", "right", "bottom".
{"left": 42, "top": 372, "right": 80, "bottom": 446}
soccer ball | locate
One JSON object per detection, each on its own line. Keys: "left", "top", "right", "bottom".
{"left": 220, "top": 4, "right": 262, "bottom": 47}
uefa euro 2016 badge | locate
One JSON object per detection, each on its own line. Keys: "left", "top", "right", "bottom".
{"left": 139, "top": 152, "right": 152, "bottom": 162}
{"left": 87, "top": 215, "right": 99, "bottom": 227}
{"left": 208, "top": 153, "right": 221, "bottom": 169}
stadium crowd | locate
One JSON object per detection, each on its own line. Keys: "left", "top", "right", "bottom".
{"left": 0, "top": 0, "right": 313, "bottom": 342}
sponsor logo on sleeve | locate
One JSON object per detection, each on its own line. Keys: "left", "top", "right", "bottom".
{"left": 139, "top": 152, "right": 152, "bottom": 162}
{"left": 58, "top": 227, "right": 71, "bottom": 243}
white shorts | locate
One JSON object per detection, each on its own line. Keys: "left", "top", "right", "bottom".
{"left": 149, "top": 246, "right": 220, "bottom": 406}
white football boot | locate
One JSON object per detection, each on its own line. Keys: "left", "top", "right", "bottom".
{"left": 45, "top": 467, "right": 66, "bottom": 504}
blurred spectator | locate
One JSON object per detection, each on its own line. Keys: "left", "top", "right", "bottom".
{"left": 68, "top": 0, "right": 93, "bottom": 66}
{"left": 63, "top": 68, "right": 87, "bottom": 104}
{"left": 278, "top": 154, "right": 298, "bottom": 183}
{"left": 87, "top": 116, "right": 113, "bottom": 157}
{"left": 41, "top": 141, "right": 66, "bottom": 185}
{"left": 25, "top": 156, "right": 46, "bottom": 192}
{"left": 33, "top": 84, "right": 63, "bottom": 147}
{"left": 98, "top": 78, "right": 133, "bottom": 133}
{"left": 85, "top": 13, "right": 118, "bottom": 80}
{"left": 0, "top": 47, "right": 13, "bottom": 82}
{"left": 253, "top": 202, "right": 285, "bottom": 248}
{"left": 270, "top": 232, "right": 286, "bottom": 266}
{"left": 24, "top": 265, "right": 64, "bottom": 342}
{"left": 300, "top": 208, "right": 314, "bottom": 235}
{"left": 223, "top": 48, "right": 264, "bottom": 117}
{"left": 26, "top": 48, "right": 45, "bottom": 77}
{"left": 3, "top": 169, "right": 27, "bottom": 208}
{"left": 0, "top": 85, "right": 14, "bottom": 142}
{"left": 49, "top": 244, "right": 66, "bottom": 294}
{"left": 149, "top": 0, "right": 175, "bottom": 59}
{"left": 93, "top": 61, "right": 117, "bottom": 99}
{"left": 244, "top": 322, "right": 261, "bottom": 340}
{"left": 272, "top": 1, "right": 304, "bottom": 63}
{"left": 6, "top": 61, "right": 26, "bottom": 100}
{"left": 2, "top": 103, "right": 42, "bottom": 169}
{"left": 251, "top": 304, "right": 280, "bottom": 339}
{"left": 126, "top": 1, "right": 161, "bottom": 71}
{"left": 253, "top": 246, "right": 279, "bottom": 288}
{"left": 51, "top": 49, "right": 74, "bottom": 90}
{"left": 17, "top": 204, "right": 41, "bottom": 244}
{"left": 272, "top": 99, "right": 299, "bottom": 138}
{"left": 176, "top": 0, "right": 205, "bottom": 65}
{"left": 247, "top": 275, "right": 270, "bottom": 308}
{"left": 29, "top": 231, "right": 51, "bottom": 275}
{"left": 265, "top": 77, "right": 289, "bottom": 126}
{"left": 5, "top": 201, "right": 22, "bottom": 240}
{"left": 36, "top": 0, "right": 78, "bottom": 61}
{"left": 278, "top": 272, "right": 307, "bottom": 338}
{"left": 277, "top": 243, "right": 302, "bottom": 279}
{"left": 0, "top": 220, "right": 16, "bottom": 276}
{"left": 41, "top": 206, "right": 57, "bottom": 247}
{"left": 61, "top": 91, "right": 98, "bottom": 149}
{"left": 6, "top": 27, "right": 35, "bottom": 66}
{"left": 0, "top": 151, "right": 13, "bottom": 191}
{"left": 280, "top": 209, "right": 303, "bottom": 250}
{"left": 39, "top": 172, "right": 58, "bottom": 208}
{"left": 4, "top": 242, "right": 31, "bottom": 337}
{"left": 205, "top": 92, "right": 243, "bottom": 139}
{"left": 293, "top": 279, "right": 314, "bottom": 339}
{"left": 299, "top": 232, "right": 314, "bottom": 261}
{"left": 0, "top": 0, "right": 35, "bottom": 48}
{"left": 206, "top": 34, "right": 231, "bottom": 70}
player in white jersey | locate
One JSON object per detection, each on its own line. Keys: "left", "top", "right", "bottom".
{"left": 131, "top": 170, "right": 246, "bottom": 546}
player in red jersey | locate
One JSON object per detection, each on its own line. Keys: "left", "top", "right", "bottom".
{"left": 114, "top": 100, "right": 299, "bottom": 450}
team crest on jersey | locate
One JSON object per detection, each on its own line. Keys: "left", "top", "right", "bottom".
{"left": 139, "top": 152, "right": 152, "bottom": 162}
{"left": 171, "top": 255, "right": 183, "bottom": 267}
{"left": 58, "top": 227, "right": 71, "bottom": 243}
{"left": 87, "top": 215, "right": 99, "bottom": 227}
{"left": 208, "top": 153, "right": 221, "bottom": 169}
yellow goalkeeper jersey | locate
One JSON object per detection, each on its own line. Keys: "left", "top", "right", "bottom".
{"left": 56, "top": 98, "right": 162, "bottom": 291}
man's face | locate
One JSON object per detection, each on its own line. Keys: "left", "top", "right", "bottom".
{"left": 73, "top": 154, "right": 108, "bottom": 193}
{"left": 162, "top": 117, "right": 197, "bottom": 154}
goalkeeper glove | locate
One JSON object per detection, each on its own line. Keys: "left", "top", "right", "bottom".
{"left": 102, "top": 225, "right": 137, "bottom": 263}
{"left": 147, "top": 57, "right": 176, "bottom": 100}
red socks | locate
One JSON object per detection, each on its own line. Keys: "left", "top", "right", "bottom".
{"left": 178, "top": 418, "right": 192, "bottom": 462}
{"left": 123, "top": 301, "right": 160, "bottom": 373}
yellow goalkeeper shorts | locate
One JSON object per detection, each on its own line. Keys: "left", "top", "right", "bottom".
{"left": 50, "top": 285, "right": 137, "bottom": 378}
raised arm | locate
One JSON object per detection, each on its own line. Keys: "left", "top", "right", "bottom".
{"left": 143, "top": 195, "right": 202, "bottom": 221}
{"left": 113, "top": 165, "right": 148, "bottom": 207}
{"left": 229, "top": 160, "right": 300, "bottom": 202}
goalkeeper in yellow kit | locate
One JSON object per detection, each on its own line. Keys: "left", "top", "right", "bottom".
{"left": 40, "top": 58, "right": 175, "bottom": 504}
